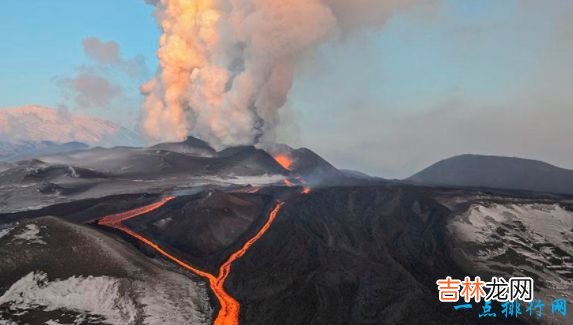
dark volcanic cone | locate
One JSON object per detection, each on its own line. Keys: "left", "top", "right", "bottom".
{"left": 215, "top": 146, "right": 289, "bottom": 176}
{"left": 150, "top": 136, "right": 217, "bottom": 157}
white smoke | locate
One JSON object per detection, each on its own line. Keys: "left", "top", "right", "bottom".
{"left": 141, "top": 0, "right": 433, "bottom": 148}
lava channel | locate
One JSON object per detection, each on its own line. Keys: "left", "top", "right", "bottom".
{"left": 282, "top": 177, "right": 312, "bottom": 195}
{"left": 98, "top": 196, "right": 284, "bottom": 325}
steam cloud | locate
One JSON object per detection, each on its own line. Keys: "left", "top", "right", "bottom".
{"left": 141, "top": 0, "right": 430, "bottom": 148}
{"left": 60, "top": 37, "right": 148, "bottom": 113}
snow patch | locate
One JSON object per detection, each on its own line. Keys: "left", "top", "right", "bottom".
{"left": 450, "top": 204, "right": 573, "bottom": 249}
{"left": 0, "top": 272, "right": 138, "bottom": 325}
{"left": 449, "top": 203, "right": 573, "bottom": 300}
{"left": 0, "top": 224, "right": 16, "bottom": 240}
{"left": 137, "top": 277, "right": 212, "bottom": 325}
{"left": 67, "top": 166, "right": 79, "bottom": 178}
{"left": 13, "top": 224, "right": 46, "bottom": 245}
{"left": 45, "top": 321, "right": 63, "bottom": 325}
{"left": 199, "top": 174, "right": 286, "bottom": 186}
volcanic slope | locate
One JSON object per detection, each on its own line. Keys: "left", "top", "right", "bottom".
{"left": 0, "top": 217, "right": 212, "bottom": 325}
{"left": 2, "top": 140, "right": 573, "bottom": 324}
{"left": 87, "top": 186, "right": 572, "bottom": 324}
{"left": 0, "top": 138, "right": 292, "bottom": 213}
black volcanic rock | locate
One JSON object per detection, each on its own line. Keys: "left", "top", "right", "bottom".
{"left": 125, "top": 191, "right": 275, "bottom": 273}
{"left": 408, "top": 154, "right": 573, "bottom": 195}
{"left": 289, "top": 148, "right": 342, "bottom": 178}
{"left": 340, "top": 168, "right": 382, "bottom": 181}
{"left": 214, "top": 146, "right": 289, "bottom": 176}
{"left": 226, "top": 187, "right": 457, "bottom": 324}
{"left": 264, "top": 144, "right": 373, "bottom": 185}
{"left": 150, "top": 136, "right": 216, "bottom": 157}
{"left": 217, "top": 145, "right": 259, "bottom": 158}
{"left": 2, "top": 180, "right": 568, "bottom": 324}
{"left": 287, "top": 148, "right": 384, "bottom": 186}
{"left": 37, "top": 144, "right": 288, "bottom": 179}
{"left": 226, "top": 186, "right": 541, "bottom": 325}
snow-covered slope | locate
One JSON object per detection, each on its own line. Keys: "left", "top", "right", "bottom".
{"left": 449, "top": 202, "right": 573, "bottom": 323}
{"left": 0, "top": 217, "right": 212, "bottom": 325}
{"left": 0, "top": 106, "right": 141, "bottom": 147}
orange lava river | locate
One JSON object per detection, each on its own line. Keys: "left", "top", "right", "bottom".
{"left": 98, "top": 196, "right": 285, "bottom": 325}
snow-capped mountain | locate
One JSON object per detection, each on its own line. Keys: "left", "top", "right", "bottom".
{"left": 0, "top": 105, "right": 141, "bottom": 148}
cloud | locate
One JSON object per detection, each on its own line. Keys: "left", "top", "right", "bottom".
{"left": 286, "top": 1, "right": 573, "bottom": 178}
{"left": 60, "top": 71, "right": 122, "bottom": 109}
{"left": 326, "top": 0, "right": 435, "bottom": 32}
{"left": 57, "top": 37, "right": 149, "bottom": 131}
{"left": 83, "top": 37, "right": 122, "bottom": 65}
{"left": 82, "top": 37, "right": 148, "bottom": 78}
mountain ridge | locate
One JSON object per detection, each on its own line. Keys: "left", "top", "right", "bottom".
{"left": 408, "top": 154, "right": 573, "bottom": 195}
{"left": 0, "top": 105, "right": 141, "bottom": 148}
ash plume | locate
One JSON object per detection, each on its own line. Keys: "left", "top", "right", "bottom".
{"left": 141, "top": 0, "right": 432, "bottom": 149}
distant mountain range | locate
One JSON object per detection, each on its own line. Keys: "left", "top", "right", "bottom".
{"left": 0, "top": 105, "right": 141, "bottom": 148}
{"left": 2, "top": 105, "right": 572, "bottom": 197}
{"left": 408, "top": 154, "right": 573, "bottom": 195}
{"left": 0, "top": 141, "right": 89, "bottom": 162}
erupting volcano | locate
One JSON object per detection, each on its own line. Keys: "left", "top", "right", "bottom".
{"left": 4, "top": 0, "right": 573, "bottom": 324}
{"left": 98, "top": 196, "right": 285, "bottom": 325}
{"left": 2, "top": 136, "right": 573, "bottom": 325}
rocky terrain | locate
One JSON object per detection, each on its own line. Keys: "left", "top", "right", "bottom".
{"left": 0, "top": 217, "right": 211, "bottom": 324}
{"left": 0, "top": 139, "right": 572, "bottom": 324}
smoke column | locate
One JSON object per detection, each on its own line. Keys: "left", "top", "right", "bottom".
{"left": 142, "top": 0, "right": 427, "bottom": 148}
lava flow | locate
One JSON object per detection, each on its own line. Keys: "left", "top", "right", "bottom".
{"left": 274, "top": 154, "right": 294, "bottom": 170}
{"left": 98, "top": 195, "right": 285, "bottom": 325}
{"left": 282, "top": 176, "right": 312, "bottom": 195}
{"left": 98, "top": 196, "right": 176, "bottom": 225}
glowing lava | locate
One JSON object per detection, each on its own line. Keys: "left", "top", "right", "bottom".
{"left": 98, "top": 196, "right": 284, "bottom": 325}
{"left": 214, "top": 202, "right": 284, "bottom": 325}
{"left": 98, "top": 196, "right": 176, "bottom": 225}
{"left": 274, "top": 154, "right": 294, "bottom": 170}
{"left": 282, "top": 177, "right": 311, "bottom": 195}
{"left": 283, "top": 179, "right": 296, "bottom": 187}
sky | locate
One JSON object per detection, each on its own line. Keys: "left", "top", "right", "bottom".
{"left": 1, "top": 0, "right": 573, "bottom": 178}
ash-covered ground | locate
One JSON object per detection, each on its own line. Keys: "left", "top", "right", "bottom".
{"left": 0, "top": 138, "right": 572, "bottom": 324}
